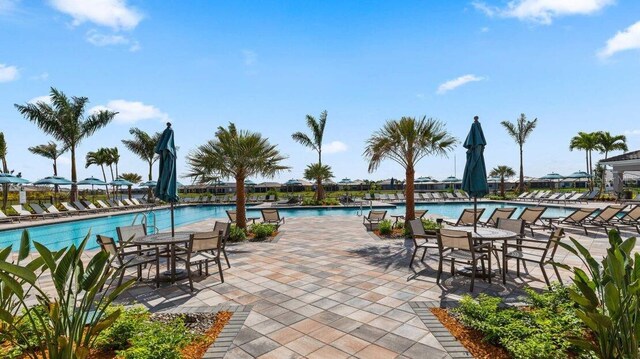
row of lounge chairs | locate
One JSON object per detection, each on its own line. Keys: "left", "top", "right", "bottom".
{"left": 551, "top": 204, "right": 640, "bottom": 235}
{"left": 0, "top": 198, "right": 149, "bottom": 222}
{"left": 515, "top": 190, "right": 599, "bottom": 204}
{"left": 181, "top": 194, "right": 288, "bottom": 204}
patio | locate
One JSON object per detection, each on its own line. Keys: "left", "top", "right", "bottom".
{"left": 100, "top": 212, "right": 625, "bottom": 358}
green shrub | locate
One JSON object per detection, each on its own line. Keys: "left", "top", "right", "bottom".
{"left": 96, "top": 306, "right": 150, "bottom": 351}
{"left": 251, "top": 223, "right": 276, "bottom": 239}
{"left": 421, "top": 218, "right": 442, "bottom": 230}
{"left": 322, "top": 198, "right": 339, "bottom": 205}
{"left": 378, "top": 220, "right": 392, "bottom": 235}
{"left": 266, "top": 189, "right": 278, "bottom": 201}
{"left": 119, "top": 317, "right": 191, "bottom": 359}
{"left": 228, "top": 224, "right": 247, "bottom": 242}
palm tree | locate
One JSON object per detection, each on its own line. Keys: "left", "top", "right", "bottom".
{"left": 500, "top": 113, "right": 538, "bottom": 193}
{"left": 122, "top": 128, "right": 161, "bottom": 198}
{"left": 364, "top": 116, "right": 456, "bottom": 221}
{"left": 86, "top": 148, "right": 111, "bottom": 199}
{"left": 303, "top": 163, "right": 334, "bottom": 200}
{"left": 28, "top": 142, "right": 67, "bottom": 194}
{"left": 292, "top": 110, "right": 328, "bottom": 201}
{"left": 569, "top": 131, "right": 599, "bottom": 189}
{"left": 489, "top": 165, "right": 515, "bottom": 198}
{"left": 187, "top": 123, "right": 289, "bottom": 229}
{"left": 120, "top": 172, "right": 142, "bottom": 200}
{"left": 0, "top": 132, "right": 8, "bottom": 210}
{"left": 15, "top": 87, "right": 116, "bottom": 201}
{"left": 595, "top": 131, "right": 628, "bottom": 192}
{"left": 106, "top": 147, "right": 120, "bottom": 180}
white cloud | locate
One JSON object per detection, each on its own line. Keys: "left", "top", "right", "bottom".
{"left": 49, "top": 0, "right": 142, "bottom": 30}
{"left": 91, "top": 100, "right": 169, "bottom": 124}
{"left": 28, "top": 95, "right": 52, "bottom": 104}
{"left": 30, "top": 72, "right": 49, "bottom": 81}
{"left": 480, "top": 27, "right": 490, "bottom": 33}
{"left": 598, "top": 21, "right": 640, "bottom": 58}
{"left": 0, "top": 0, "right": 18, "bottom": 13}
{"left": 624, "top": 129, "right": 640, "bottom": 136}
{"left": 0, "top": 64, "right": 19, "bottom": 82}
{"left": 437, "top": 74, "right": 484, "bottom": 94}
{"left": 324, "top": 141, "right": 348, "bottom": 154}
{"left": 242, "top": 50, "right": 257, "bottom": 66}
{"left": 85, "top": 29, "right": 139, "bottom": 51}
{"left": 472, "top": 0, "right": 614, "bottom": 24}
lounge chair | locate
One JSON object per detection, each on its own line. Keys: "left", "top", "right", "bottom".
{"left": 226, "top": 210, "right": 236, "bottom": 224}
{"left": 61, "top": 202, "right": 86, "bottom": 215}
{"left": 44, "top": 203, "right": 70, "bottom": 217}
{"left": 613, "top": 205, "right": 640, "bottom": 234}
{"left": 444, "top": 193, "right": 457, "bottom": 201}
{"left": 396, "top": 193, "right": 405, "bottom": 202}
{"left": 96, "top": 200, "right": 116, "bottom": 211}
{"left": 415, "top": 210, "right": 428, "bottom": 219}
{"left": 521, "top": 191, "right": 539, "bottom": 201}
{"left": 261, "top": 209, "right": 285, "bottom": 229}
{"left": 84, "top": 200, "right": 109, "bottom": 212}
{"left": 582, "top": 205, "right": 626, "bottom": 235}
{"left": 435, "top": 228, "right": 491, "bottom": 292}
{"left": 407, "top": 219, "right": 438, "bottom": 268}
{"left": 363, "top": 210, "right": 387, "bottom": 230}
{"left": 516, "top": 206, "right": 547, "bottom": 236}
{"left": 622, "top": 194, "right": 640, "bottom": 205}
{"left": 549, "top": 208, "right": 597, "bottom": 235}
{"left": 175, "top": 230, "right": 226, "bottom": 291}
{"left": 107, "top": 199, "right": 124, "bottom": 209}
{"left": 443, "top": 208, "right": 485, "bottom": 226}
{"left": 503, "top": 227, "right": 565, "bottom": 287}
{"left": 479, "top": 207, "right": 516, "bottom": 227}
{"left": 374, "top": 193, "right": 382, "bottom": 200}
{"left": 563, "top": 192, "right": 587, "bottom": 204}
{"left": 11, "top": 205, "right": 40, "bottom": 220}
{"left": 514, "top": 192, "right": 530, "bottom": 201}
{"left": 97, "top": 234, "right": 159, "bottom": 288}
{"left": 539, "top": 193, "right": 562, "bottom": 203}
{"left": 455, "top": 191, "right": 470, "bottom": 200}
{"left": 585, "top": 189, "right": 600, "bottom": 201}
{"left": 74, "top": 201, "right": 100, "bottom": 213}
{"left": 413, "top": 193, "right": 422, "bottom": 201}
{"left": 0, "top": 208, "right": 17, "bottom": 223}
{"left": 29, "top": 203, "right": 60, "bottom": 219}
{"left": 431, "top": 192, "right": 444, "bottom": 201}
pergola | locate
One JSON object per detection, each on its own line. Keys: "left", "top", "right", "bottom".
{"left": 600, "top": 150, "right": 640, "bottom": 195}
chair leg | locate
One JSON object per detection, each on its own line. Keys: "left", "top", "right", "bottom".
{"left": 450, "top": 259, "right": 455, "bottom": 276}
{"left": 217, "top": 260, "right": 224, "bottom": 283}
{"left": 480, "top": 258, "right": 486, "bottom": 278}
{"left": 516, "top": 259, "right": 521, "bottom": 277}
{"left": 540, "top": 263, "right": 550, "bottom": 287}
{"left": 421, "top": 247, "right": 427, "bottom": 262}
{"left": 187, "top": 263, "right": 194, "bottom": 292}
{"left": 492, "top": 251, "right": 501, "bottom": 272}
{"left": 470, "top": 261, "right": 476, "bottom": 292}
{"left": 552, "top": 263, "right": 563, "bottom": 285}
{"left": 409, "top": 247, "right": 418, "bottom": 268}
{"left": 223, "top": 250, "right": 231, "bottom": 268}
{"left": 436, "top": 257, "right": 443, "bottom": 284}
{"left": 487, "top": 256, "right": 492, "bottom": 284}
{"left": 118, "top": 268, "right": 125, "bottom": 287}
{"left": 137, "top": 265, "right": 142, "bottom": 280}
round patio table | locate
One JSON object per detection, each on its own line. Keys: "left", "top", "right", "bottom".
{"left": 132, "top": 231, "right": 193, "bottom": 284}
{"left": 390, "top": 215, "right": 404, "bottom": 228}
{"left": 454, "top": 226, "right": 518, "bottom": 283}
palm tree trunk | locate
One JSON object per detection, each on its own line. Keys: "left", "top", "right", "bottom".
{"left": 148, "top": 162, "right": 153, "bottom": 200}
{"left": 53, "top": 158, "right": 59, "bottom": 195}
{"left": 500, "top": 176, "right": 505, "bottom": 198}
{"left": 405, "top": 166, "right": 415, "bottom": 221}
{"left": 519, "top": 145, "right": 524, "bottom": 193}
{"left": 1, "top": 158, "right": 8, "bottom": 211}
{"left": 235, "top": 177, "right": 247, "bottom": 229}
{"left": 101, "top": 165, "right": 109, "bottom": 199}
{"left": 127, "top": 185, "right": 132, "bottom": 200}
{"left": 317, "top": 151, "right": 325, "bottom": 201}
{"left": 70, "top": 147, "right": 78, "bottom": 202}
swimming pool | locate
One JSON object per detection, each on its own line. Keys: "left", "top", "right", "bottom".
{"left": 0, "top": 202, "right": 577, "bottom": 251}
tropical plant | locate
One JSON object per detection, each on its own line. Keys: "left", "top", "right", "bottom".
{"left": 122, "top": 128, "right": 161, "bottom": 198}
{"left": 106, "top": 147, "right": 120, "bottom": 181}
{"left": 0, "top": 132, "right": 8, "bottom": 210}
{"left": 363, "top": 116, "right": 456, "bottom": 221}
{"left": 28, "top": 142, "right": 67, "bottom": 195}
{"left": 569, "top": 131, "right": 599, "bottom": 190}
{"left": 15, "top": 88, "right": 117, "bottom": 201}
{"left": 303, "top": 163, "right": 333, "bottom": 190}
{"left": 554, "top": 230, "right": 640, "bottom": 358}
{"left": 186, "top": 123, "right": 289, "bottom": 228}
{"left": 489, "top": 165, "right": 515, "bottom": 198}
{"left": 120, "top": 173, "right": 142, "bottom": 200}
{"left": 292, "top": 110, "right": 328, "bottom": 201}
{"left": 596, "top": 131, "right": 628, "bottom": 194}
{"left": 0, "top": 230, "right": 133, "bottom": 359}
{"left": 85, "top": 148, "right": 111, "bottom": 199}
{"left": 378, "top": 219, "right": 393, "bottom": 235}
{"left": 500, "top": 113, "right": 538, "bottom": 193}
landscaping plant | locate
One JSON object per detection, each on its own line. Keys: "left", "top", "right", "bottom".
{"left": 250, "top": 223, "right": 276, "bottom": 239}
{"left": 378, "top": 219, "right": 393, "bottom": 235}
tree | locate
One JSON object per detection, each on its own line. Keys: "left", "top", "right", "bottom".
{"left": 186, "top": 123, "right": 289, "bottom": 229}
{"left": 106, "top": 147, "right": 120, "bottom": 180}
{"left": 120, "top": 172, "right": 142, "bottom": 200}
{"left": 364, "top": 116, "right": 456, "bottom": 221}
{"left": 122, "top": 128, "right": 161, "bottom": 198}
{"left": 292, "top": 110, "right": 328, "bottom": 201}
{"left": 595, "top": 131, "right": 628, "bottom": 193}
{"left": 500, "top": 113, "right": 538, "bottom": 193}
{"left": 303, "top": 163, "right": 333, "bottom": 200}
{"left": 86, "top": 148, "right": 111, "bottom": 199}
{"left": 489, "top": 165, "right": 515, "bottom": 198}
{"left": 0, "top": 132, "right": 8, "bottom": 210}
{"left": 15, "top": 87, "right": 116, "bottom": 201}
{"left": 569, "top": 131, "right": 599, "bottom": 190}
{"left": 28, "top": 142, "right": 67, "bottom": 195}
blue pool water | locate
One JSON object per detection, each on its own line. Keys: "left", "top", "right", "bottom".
{"left": 0, "top": 202, "right": 577, "bottom": 251}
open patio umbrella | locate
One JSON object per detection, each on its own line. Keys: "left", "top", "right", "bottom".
{"left": 139, "top": 180, "right": 157, "bottom": 187}
{"left": 78, "top": 176, "right": 107, "bottom": 201}
{"left": 155, "top": 123, "right": 179, "bottom": 236}
{"left": 540, "top": 172, "right": 564, "bottom": 190}
{"left": 33, "top": 176, "right": 73, "bottom": 203}
{"left": 0, "top": 173, "right": 30, "bottom": 185}
{"left": 109, "top": 178, "right": 134, "bottom": 201}
{"left": 461, "top": 116, "right": 488, "bottom": 232}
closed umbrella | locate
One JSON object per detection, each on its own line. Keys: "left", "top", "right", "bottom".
{"left": 461, "top": 116, "right": 488, "bottom": 232}
{"left": 154, "top": 123, "right": 179, "bottom": 236}
{"left": 78, "top": 176, "right": 108, "bottom": 201}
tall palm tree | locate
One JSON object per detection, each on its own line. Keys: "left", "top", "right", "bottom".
{"left": 120, "top": 172, "right": 142, "bottom": 200}
{"left": 0, "top": 132, "right": 8, "bottom": 210}
{"left": 364, "top": 116, "right": 456, "bottom": 221}
{"left": 595, "top": 131, "right": 628, "bottom": 192}
{"left": 122, "top": 128, "right": 161, "bottom": 198}
{"left": 106, "top": 147, "right": 120, "bottom": 180}
{"left": 569, "top": 131, "right": 599, "bottom": 189}
{"left": 292, "top": 110, "right": 328, "bottom": 201}
{"left": 28, "top": 142, "right": 67, "bottom": 194}
{"left": 187, "top": 123, "right": 289, "bottom": 228}
{"left": 489, "top": 165, "right": 515, "bottom": 198}
{"left": 500, "top": 113, "right": 538, "bottom": 193}
{"left": 303, "top": 163, "right": 333, "bottom": 199}
{"left": 15, "top": 87, "right": 116, "bottom": 201}
{"left": 86, "top": 148, "right": 111, "bottom": 199}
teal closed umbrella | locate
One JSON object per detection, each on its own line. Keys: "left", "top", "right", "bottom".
{"left": 155, "top": 123, "right": 179, "bottom": 236}
{"left": 461, "top": 116, "right": 488, "bottom": 231}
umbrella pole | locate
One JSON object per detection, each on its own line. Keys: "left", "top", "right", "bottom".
{"left": 170, "top": 202, "right": 175, "bottom": 237}
{"left": 473, "top": 196, "right": 477, "bottom": 233}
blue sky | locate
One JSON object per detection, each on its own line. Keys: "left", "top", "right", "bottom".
{"left": 1, "top": 0, "right": 640, "bottom": 184}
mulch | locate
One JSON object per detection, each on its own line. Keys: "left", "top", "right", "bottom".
{"left": 181, "top": 311, "right": 233, "bottom": 359}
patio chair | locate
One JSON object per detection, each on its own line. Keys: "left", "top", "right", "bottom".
{"left": 436, "top": 228, "right": 491, "bottom": 292}
{"left": 495, "top": 218, "right": 526, "bottom": 273}
{"left": 44, "top": 203, "right": 70, "bottom": 217}
{"left": 415, "top": 210, "right": 428, "bottom": 219}
{"left": 443, "top": 208, "right": 485, "bottom": 226}
{"left": 514, "top": 192, "right": 529, "bottom": 201}
{"left": 226, "top": 210, "right": 236, "bottom": 224}
{"left": 407, "top": 219, "right": 439, "bottom": 268}
{"left": 107, "top": 199, "right": 124, "bottom": 209}
{"left": 11, "top": 205, "right": 40, "bottom": 220}
{"left": 550, "top": 207, "right": 598, "bottom": 235}
{"left": 396, "top": 193, "right": 405, "bottom": 201}
{"left": 585, "top": 189, "right": 600, "bottom": 201}
{"left": 455, "top": 191, "right": 470, "bottom": 200}
{"left": 175, "top": 230, "right": 225, "bottom": 291}
{"left": 479, "top": 207, "right": 516, "bottom": 227}
{"left": 562, "top": 192, "right": 587, "bottom": 204}
{"left": 213, "top": 221, "right": 232, "bottom": 268}
{"left": 96, "top": 200, "right": 117, "bottom": 211}
{"left": 29, "top": 203, "right": 60, "bottom": 219}
{"left": 363, "top": 210, "right": 387, "bottom": 230}
{"left": 582, "top": 205, "right": 626, "bottom": 235}
{"left": 516, "top": 206, "right": 547, "bottom": 236}
{"left": 503, "top": 227, "right": 565, "bottom": 286}
{"left": 61, "top": 202, "right": 86, "bottom": 215}
{"left": 83, "top": 200, "right": 109, "bottom": 212}
{"left": 261, "top": 209, "right": 285, "bottom": 229}
{"left": 613, "top": 205, "right": 640, "bottom": 234}
{"left": 444, "top": 192, "right": 457, "bottom": 201}
{"left": 431, "top": 192, "right": 444, "bottom": 201}
{"left": 422, "top": 193, "right": 433, "bottom": 201}
{"left": 74, "top": 201, "right": 100, "bottom": 213}
{"left": 0, "top": 208, "right": 17, "bottom": 223}
{"left": 97, "top": 234, "right": 160, "bottom": 288}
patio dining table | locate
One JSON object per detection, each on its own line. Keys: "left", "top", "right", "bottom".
{"left": 132, "top": 231, "right": 193, "bottom": 284}
{"left": 455, "top": 226, "right": 518, "bottom": 282}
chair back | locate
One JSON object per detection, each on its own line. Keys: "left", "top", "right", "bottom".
{"left": 367, "top": 210, "right": 387, "bottom": 221}
{"left": 497, "top": 218, "right": 525, "bottom": 238}
{"left": 415, "top": 210, "right": 428, "bottom": 219}
{"left": 73, "top": 201, "right": 87, "bottom": 210}
{"left": 189, "top": 230, "right": 221, "bottom": 253}
{"left": 407, "top": 219, "right": 426, "bottom": 238}
{"left": 486, "top": 207, "right": 516, "bottom": 226}
{"left": 457, "top": 208, "right": 484, "bottom": 226}
{"left": 0, "top": 209, "right": 7, "bottom": 218}
{"left": 12, "top": 205, "right": 30, "bottom": 216}
{"left": 30, "top": 204, "right": 46, "bottom": 215}
{"left": 437, "top": 229, "right": 473, "bottom": 251}
{"left": 226, "top": 210, "right": 236, "bottom": 223}
{"left": 517, "top": 207, "right": 546, "bottom": 224}
{"left": 96, "top": 235, "right": 122, "bottom": 265}
{"left": 117, "top": 224, "right": 147, "bottom": 243}
{"left": 623, "top": 205, "right": 640, "bottom": 221}
{"left": 542, "top": 227, "right": 565, "bottom": 262}
{"left": 61, "top": 202, "right": 76, "bottom": 211}
{"left": 594, "top": 205, "right": 625, "bottom": 222}
{"left": 213, "top": 221, "right": 231, "bottom": 249}
{"left": 567, "top": 208, "right": 597, "bottom": 223}
{"left": 45, "top": 204, "right": 60, "bottom": 213}
{"left": 261, "top": 209, "right": 281, "bottom": 222}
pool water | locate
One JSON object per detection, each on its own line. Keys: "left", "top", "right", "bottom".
{"left": 0, "top": 202, "right": 577, "bottom": 251}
